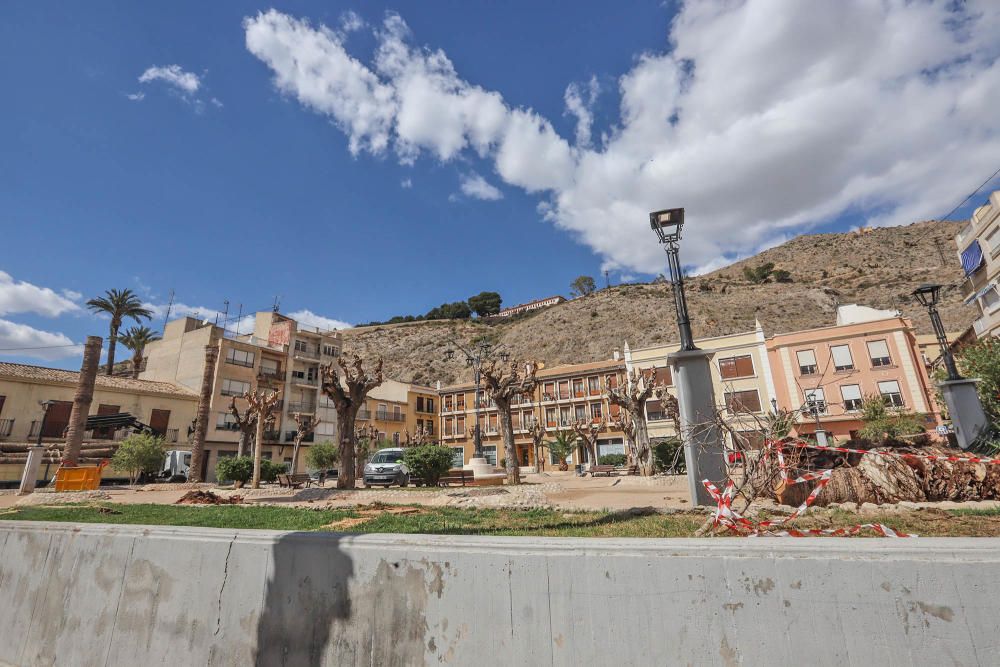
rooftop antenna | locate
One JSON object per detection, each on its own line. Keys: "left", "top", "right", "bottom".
{"left": 162, "top": 289, "right": 174, "bottom": 331}
{"left": 218, "top": 300, "right": 229, "bottom": 328}
{"left": 604, "top": 269, "right": 610, "bottom": 289}
{"left": 273, "top": 295, "right": 281, "bottom": 313}
{"left": 234, "top": 303, "right": 243, "bottom": 335}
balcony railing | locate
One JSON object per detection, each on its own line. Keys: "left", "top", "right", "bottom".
{"left": 293, "top": 346, "right": 320, "bottom": 360}
{"left": 263, "top": 430, "right": 282, "bottom": 442}
{"left": 284, "top": 431, "right": 315, "bottom": 443}
{"left": 375, "top": 411, "right": 406, "bottom": 422}
{"left": 356, "top": 410, "right": 372, "bottom": 420}
{"left": 28, "top": 421, "right": 41, "bottom": 439}
{"left": 0, "top": 419, "right": 13, "bottom": 437}
{"left": 290, "top": 374, "right": 318, "bottom": 386}
{"left": 258, "top": 367, "right": 284, "bottom": 380}
{"left": 287, "top": 401, "right": 316, "bottom": 413}
{"left": 164, "top": 428, "right": 179, "bottom": 443}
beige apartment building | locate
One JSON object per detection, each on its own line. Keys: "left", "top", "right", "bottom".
{"left": 353, "top": 379, "right": 438, "bottom": 446}
{"left": 956, "top": 189, "right": 1000, "bottom": 339}
{"left": 0, "top": 362, "right": 198, "bottom": 482}
{"left": 624, "top": 322, "right": 778, "bottom": 447}
{"left": 141, "top": 311, "right": 343, "bottom": 480}
{"left": 439, "top": 359, "right": 627, "bottom": 470}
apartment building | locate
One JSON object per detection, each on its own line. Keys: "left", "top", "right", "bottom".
{"left": 0, "top": 362, "right": 198, "bottom": 482}
{"left": 624, "top": 322, "right": 778, "bottom": 447}
{"left": 353, "top": 379, "right": 438, "bottom": 446}
{"left": 766, "top": 305, "right": 939, "bottom": 442}
{"left": 956, "top": 189, "right": 1000, "bottom": 339}
{"left": 439, "top": 359, "right": 627, "bottom": 470}
{"left": 141, "top": 311, "right": 343, "bottom": 480}
{"left": 493, "top": 296, "right": 566, "bottom": 318}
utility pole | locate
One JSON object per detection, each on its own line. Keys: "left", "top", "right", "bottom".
{"left": 933, "top": 238, "right": 947, "bottom": 267}
{"left": 604, "top": 270, "right": 610, "bottom": 289}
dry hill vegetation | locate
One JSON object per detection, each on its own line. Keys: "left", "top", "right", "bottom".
{"left": 341, "top": 220, "right": 975, "bottom": 386}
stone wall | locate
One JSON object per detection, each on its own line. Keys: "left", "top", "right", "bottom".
{"left": 0, "top": 522, "right": 996, "bottom": 665}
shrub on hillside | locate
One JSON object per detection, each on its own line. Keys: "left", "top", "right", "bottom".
{"left": 111, "top": 432, "right": 166, "bottom": 485}
{"left": 402, "top": 445, "right": 454, "bottom": 486}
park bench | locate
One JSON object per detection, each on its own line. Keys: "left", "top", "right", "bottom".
{"left": 589, "top": 465, "right": 616, "bottom": 477}
{"left": 277, "top": 473, "right": 313, "bottom": 489}
{"left": 411, "top": 469, "right": 471, "bottom": 487}
{"left": 620, "top": 465, "right": 639, "bottom": 476}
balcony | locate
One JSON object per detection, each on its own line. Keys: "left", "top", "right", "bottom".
{"left": 258, "top": 367, "right": 284, "bottom": 380}
{"left": 28, "top": 421, "right": 41, "bottom": 439}
{"left": 293, "top": 346, "right": 320, "bottom": 361}
{"left": 0, "top": 419, "right": 13, "bottom": 437}
{"left": 956, "top": 221, "right": 977, "bottom": 248}
{"left": 973, "top": 315, "right": 991, "bottom": 337}
{"left": 375, "top": 411, "right": 406, "bottom": 422}
{"left": 284, "top": 431, "right": 315, "bottom": 443}
{"left": 287, "top": 401, "right": 316, "bottom": 414}
{"left": 246, "top": 336, "right": 287, "bottom": 353}
{"left": 263, "top": 430, "right": 282, "bottom": 443}
{"left": 356, "top": 409, "right": 372, "bottom": 420}
{"left": 164, "top": 428, "right": 179, "bottom": 443}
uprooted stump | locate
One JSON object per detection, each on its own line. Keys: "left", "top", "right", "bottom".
{"left": 777, "top": 446, "right": 1000, "bottom": 507}
{"left": 175, "top": 490, "right": 244, "bottom": 505}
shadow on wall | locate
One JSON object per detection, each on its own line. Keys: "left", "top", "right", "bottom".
{"left": 254, "top": 532, "right": 354, "bottom": 665}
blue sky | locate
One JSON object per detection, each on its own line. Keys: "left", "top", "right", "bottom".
{"left": 2, "top": 1, "right": 999, "bottom": 368}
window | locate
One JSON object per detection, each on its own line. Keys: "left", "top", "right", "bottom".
{"left": 597, "top": 437, "right": 625, "bottom": 458}
{"left": 512, "top": 412, "right": 521, "bottom": 430}
{"left": 450, "top": 447, "right": 465, "bottom": 468}
{"left": 225, "top": 347, "right": 255, "bottom": 368}
{"left": 559, "top": 406, "right": 571, "bottom": 425}
{"left": 216, "top": 412, "right": 239, "bottom": 430}
{"left": 425, "top": 398, "right": 435, "bottom": 413}
{"left": 573, "top": 379, "right": 585, "bottom": 397}
{"left": 830, "top": 345, "right": 854, "bottom": 371}
{"left": 445, "top": 417, "right": 454, "bottom": 436}
{"left": 558, "top": 381, "right": 570, "bottom": 399}
{"left": 606, "top": 373, "right": 618, "bottom": 389}
{"left": 545, "top": 408, "right": 557, "bottom": 427}
{"left": 841, "top": 384, "right": 863, "bottom": 411}
{"left": 803, "top": 388, "right": 826, "bottom": 415}
{"left": 588, "top": 376, "right": 601, "bottom": 395}
{"left": 260, "top": 359, "right": 280, "bottom": 376}
{"left": 523, "top": 411, "right": 536, "bottom": 429}
{"left": 456, "top": 416, "right": 465, "bottom": 435}
{"left": 322, "top": 344, "right": 338, "bottom": 356}
{"left": 377, "top": 403, "right": 388, "bottom": 420}
{"left": 724, "top": 390, "right": 762, "bottom": 414}
{"left": 543, "top": 382, "right": 555, "bottom": 400}
{"left": 590, "top": 402, "right": 603, "bottom": 420}
{"left": 482, "top": 445, "right": 497, "bottom": 466}
{"left": 718, "top": 355, "right": 754, "bottom": 379}
{"left": 392, "top": 405, "right": 401, "bottom": 420}
{"left": 867, "top": 340, "right": 892, "bottom": 367}
{"left": 294, "top": 340, "right": 307, "bottom": 352}
{"left": 416, "top": 397, "right": 424, "bottom": 412}
{"left": 645, "top": 399, "right": 666, "bottom": 421}
{"left": 574, "top": 405, "right": 587, "bottom": 422}
{"left": 796, "top": 350, "right": 817, "bottom": 375}
{"left": 456, "top": 394, "right": 465, "bottom": 410}
{"left": 488, "top": 413, "right": 498, "bottom": 433}
{"left": 878, "top": 380, "right": 904, "bottom": 407}
{"left": 982, "top": 286, "right": 1000, "bottom": 311}
{"left": 220, "top": 378, "right": 251, "bottom": 397}
{"left": 645, "top": 366, "right": 673, "bottom": 386}
{"left": 444, "top": 395, "right": 453, "bottom": 412}
{"left": 393, "top": 432, "right": 400, "bottom": 446}
{"left": 425, "top": 420, "right": 433, "bottom": 435}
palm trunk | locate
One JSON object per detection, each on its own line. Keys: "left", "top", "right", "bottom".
{"left": 63, "top": 336, "right": 102, "bottom": 466}
{"left": 131, "top": 351, "right": 142, "bottom": 379}
{"left": 337, "top": 411, "right": 357, "bottom": 489}
{"left": 497, "top": 399, "right": 519, "bottom": 485}
{"left": 188, "top": 344, "right": 218, "bottom": 483}
{"left": 105, "top": 322, "right": 119, "bottom": 375}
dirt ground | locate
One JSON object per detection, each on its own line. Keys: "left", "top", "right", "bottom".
{"left": 0, "top": 471, "right": 694, "bottom": 512}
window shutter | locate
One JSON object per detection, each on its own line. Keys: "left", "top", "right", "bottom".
{"left": 840, "top": 385, "right": 862, "bottom": 401}
{"left": 735, "top": 355, "right": 755, "bottom": 377}
{"left": 831, "top": 345, "right": 853, "bottom": 368}
{"left": 719, "top": 358, "right": 737, "bottom": 379}
{"left": 796, "top": 350, "right": 817, "bottom": 366}
{"left": 877, "top": 380, "right": 901, "bottom": 394}
{"left": 867, "top": 340, "right": 890, "bottom": 358}
{"left": 655, "top": 367, "right": 672, "bottom": 385}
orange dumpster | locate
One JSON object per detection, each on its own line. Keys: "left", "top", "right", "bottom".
{"left": 54, "top": 460, "right": 109, "bottom": 492}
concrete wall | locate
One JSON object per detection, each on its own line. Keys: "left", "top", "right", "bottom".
{"left": 1, "top": 522, "right": 997, "bottom": 666}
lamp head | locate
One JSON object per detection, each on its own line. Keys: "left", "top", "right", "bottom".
{"left": 912, "top": 283, "right": 942, "bottom": 308}
{"left": 649, "top": 208, "right": 685, "bottom": 244}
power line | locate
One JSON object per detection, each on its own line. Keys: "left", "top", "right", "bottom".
{"left": 0, "top": 344, "right": 82, "bottom": 352}
{"left": 935, "top": 164, "right": 1000, "bottom": 223}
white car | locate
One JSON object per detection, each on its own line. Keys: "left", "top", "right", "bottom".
{"left": 363, "top": 448, "right": 409, "bottom": 487}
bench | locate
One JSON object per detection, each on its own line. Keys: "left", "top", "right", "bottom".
{"left": 621, "top": 465, "right": 639, "bottom": 476}
{"left": 277, "top": 473, "right": 313, "bottom": 489}
{"left": 589, "top": 465, "right": 617, "bottom": 477}
{"left": 411, "top": 469, "right": 472, "bottom": 487}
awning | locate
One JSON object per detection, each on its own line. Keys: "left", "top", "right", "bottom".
{"left": 961, "top": 240, "right": 984, "bottom": 276}
{"left": 964, "top": 280, "right": 997, "bottom": 305}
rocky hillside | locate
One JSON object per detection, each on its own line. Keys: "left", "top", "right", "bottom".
{"left": 342, "top": 220, "right": 975, "bottom": 386}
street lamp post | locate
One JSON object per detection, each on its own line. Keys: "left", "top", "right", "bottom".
{"left": 650, "top": 207, "right": 727, "bottom": 505}
{"left": 445, "top": 340, "right": 509, "bottom": 461}
{"left": 19, "top": 401, "right": 54, "bottom": 495}
{"left": 911, "top": 283, "right": 988, "bottom": 449}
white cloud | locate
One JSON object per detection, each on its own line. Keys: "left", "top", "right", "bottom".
{"left": 138, "top": 64, "right": 200, "bottom": 94}
{"left": 0, "top": 319, "right": 82, "bottom": 361}
{"left": 144, "top": 301, "right": 223, "bottom": 325}
{"left": 340, "top": 10, "right": 365, "bottom": 34}
{"left": 459, "top": 173, "right": 503, "bottom": 201}
{"left": 0, "top": 271, "right": 80, "bottom": 317}
{"left": 126, "top": 92, "right": 145, "bottom": 102}
{"left": 287, "top": 309, "right": 352, "bottom": 331}
{"left": 246, "top": 3, "right": 1000, "bottom": 272}
{"left": 401, "top": 177, "right": 413, "bottom": 188}
{"left": 210, "top": 97, "right": 224, "bottom": 108}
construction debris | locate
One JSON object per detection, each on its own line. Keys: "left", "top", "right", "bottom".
{"left": 175, "top": 490, "right": 244, "bottom": 505}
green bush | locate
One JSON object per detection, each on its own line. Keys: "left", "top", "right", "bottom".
{"left": 216, "top": 456, "right": 253, "bottom": 485}
{"left": 305, "top": 441, "right": 339, "bottom": 471}
{"left": 111, "top": 432, "right": 166, "bottom": 485}
{"left": 598, "top": 453, "right": 627, "bottom": 466}
{"left": 402, "top": 445, "right": 455, "bottom": 486}
{"left": 259, "top": 459, "right": 287, "bottom": 483}
{"left": 653, "top": 438, "right": 685, "bottom": 473}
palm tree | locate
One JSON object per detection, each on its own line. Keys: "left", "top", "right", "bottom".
{"left": 86, "top": 289, "right": 153, "bottom": 375}
{"left": 544, "top": 429, "right": 578, "bottom": 472}
{"left": 118, "top": 326, "right": 161, "bottom": 378}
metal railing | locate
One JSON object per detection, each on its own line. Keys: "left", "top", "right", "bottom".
{"left": 356, "top": 410, "right": 372, "bottom": 420}
{"left": 287, "top": 401, "right": 316, "bottom": 413}
{"left": 0, "top": 419, "right": 13, "bottom": 437}
{"left": 290, "top": 374, "right": 318, "bottom": 386}
{"left": 375, "top": 411, "right": 406, "bottom": 422}
{"left": 165, "top": 429, "right": 179, "bottom": 443}
{"left": 28, "top": 421, "right": 41, "bottom": 438}
{"left": 293, "top": 346, "right": 320, "bottom": 360}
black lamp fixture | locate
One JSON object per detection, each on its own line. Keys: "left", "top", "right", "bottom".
{"left": 442, "top": 338, "right": 511, "bottom": 459}
{"left": 911, "top": 283, "right": 961, "bottom": 381}
{"left": 650, "top": 207, "right": 697, "bottom": 351}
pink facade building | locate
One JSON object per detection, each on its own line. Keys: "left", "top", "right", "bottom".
{"left": 766, "top": 305, "right": 940, "bottom": 442}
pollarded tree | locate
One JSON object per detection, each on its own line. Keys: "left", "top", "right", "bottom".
{"left": 290, "top": 412, "right": 322, "bottom": 473}
{"left": 480, "top": 359, "right": 539, "bottom": 485}
{"left": 354, "top": 424, "right": 379, "bottom": 479}
{"left": 528, "top": 418, "right": 547, "bottom": 473}
{"left": 321, "top": 354, "right": 384, "bottom": 489}
{"left": 572, "top": 418, "right": 606, "bottom": 469}
{"left": 247, "top": 389, "right": 282, "bottom": 489}
{"left": 403, "top": 424, "right": 434, "bottom": 447}
{"left": 229, "top": 396, "right": 257, "bottom": 458}
{"left": 606, "top": 368, "right": 662, "bottom": 476}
